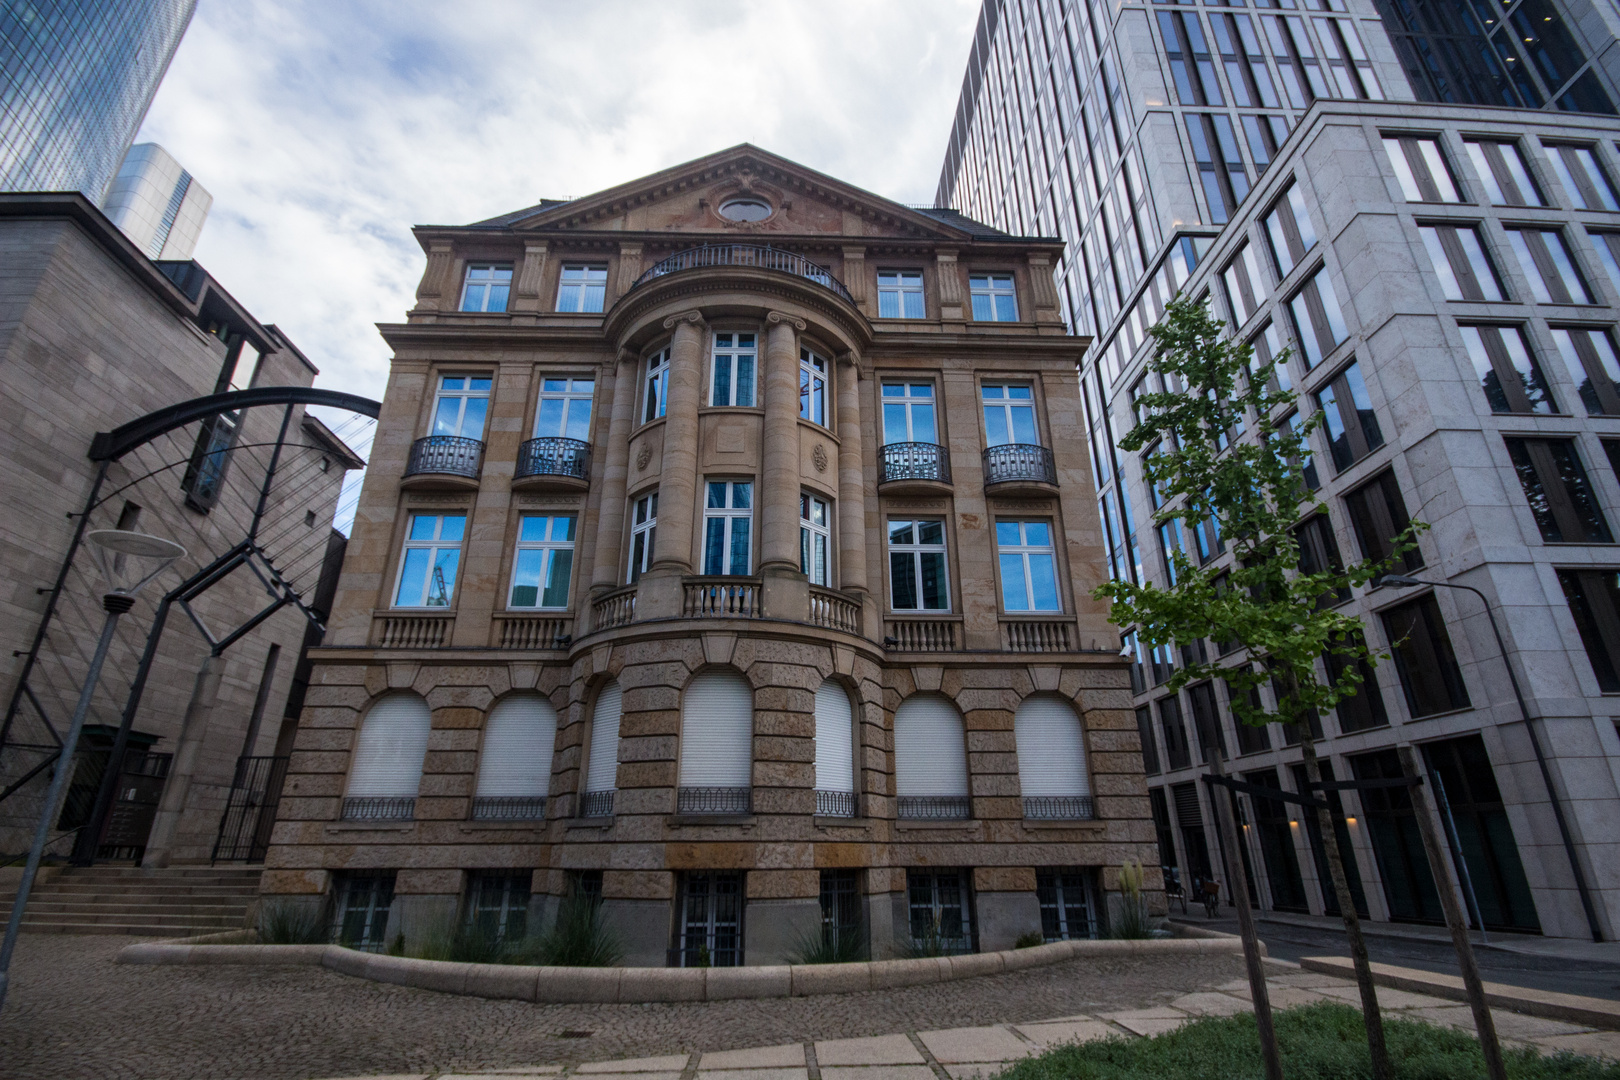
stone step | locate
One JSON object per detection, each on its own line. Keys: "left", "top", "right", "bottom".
{"left": 8, "top": 918, "right": 230, "bottom": 937}
{"left": 27, "top": 883, "right": 260, "bottom": 897}
{"left": 6, "top": 908, "right": 246, "bottom": 928}
{"left": 3, "top": 901, "right": 251, "bottom": 917}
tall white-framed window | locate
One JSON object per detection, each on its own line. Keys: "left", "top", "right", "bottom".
{"left": 581, "top": 679, "right": 621, "bottom": 817}
{"left": 981, "top": 383, "right": 1038, "bottom": 446}
{"left": 800, "top": 347, "right": 828, "bottom": 425}
{"left": 800, "top": 494, "right": 831, "bottom": 585}
{"left": 996, "top": 521, "right": 1061, "bottom": 612}
{"left": 432, "top": 375, "right": 491, "bottom": 438}
{"left": 710, "top": 332, "right": 757, "bottom": 407}
{"left": 460, "top": 264, "right": 512, "bottom": 312}
{"left": 1015, "top": 695, "right": 1092, "bottom": 820}
{"left": 509, "top": 515, "right": 576, "bottom": 610}
{"left": 627, "top": 493, "right": 658, "bottom": 584}
{"left": 344, "top": 692, "right": 431, "bottom": 820}
{"left": 813, "top": 678, "right": 856, "bottom": 817}
{"left": 877, "top": 270, "right": 926, "bottom": 318}
{"left": 394, "top": 514, "right": 465, "bottom": 608}
{"left": 703, "top": 480, "right": 753, "bottom": 576}
{"left": 888, "top": 519, "right": 949, "bottom": 611}
{"left": 534, "top": 378, "right": 593, "bottom": 440}
{"left": 555, "top": 263, "right": 607, "bottom": 313}
{"left": 970, "top": 273, "right": 1019, "bottom": 321}
{"left": 644, "top": 346, "right": 670, "bottom": 423}
{"left": 881, "top": 382, "right": 938, "bottom": 443}
{"left": 473, "top": 693, "right": 557, "bottom": 820}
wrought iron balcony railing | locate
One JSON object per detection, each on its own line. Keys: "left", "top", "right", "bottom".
{"left": 983, "top": 443, "right": 1056, "bottom": 486}
{"left": 816, "top": 790, "right": 858, "bottom": 817}
{"left": 896, "top": 795, "right": 971, "bottom": 820}
{"left": 404, "top": 435, "right": 483, "bottom": 479}
{"left": 630, "top": 244, "right": 854, "bottom": 306}
{"left": 879, "top": 442, "right": 951, "bottom": 485}
{"left": 515, "top": 436, "right": 591, "bottom": 482}
{"left": 677, "top": 786, "right": 752, "bottom": 815}
{"left": 579, "top": 790, "right": 615, "bottom": 818}
{"left": 471, "top": 796, "right": 548, "bottom": 821}
{"left": 341, "top": 796, "right": 415, "bottom": 821}
{"left": 1023, "top": 795, "right": 1096, "bottom": 821}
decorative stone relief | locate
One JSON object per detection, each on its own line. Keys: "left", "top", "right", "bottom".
{"left": 812, "top": 444, "right": 829, "bottom": 472}
{"left": 635, "top": 444, "right": 653, "bottom": 470}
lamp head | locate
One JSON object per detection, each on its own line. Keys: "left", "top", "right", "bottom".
{"left": 86, "top": 529, "right": 185, "bottom": 598}
{"left": 1379, "top": 574, "right": 1424, "bottom": 589}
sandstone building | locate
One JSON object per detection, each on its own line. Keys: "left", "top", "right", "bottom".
{"left": 263, "top": 146, "right": 1155, "bottom": 964}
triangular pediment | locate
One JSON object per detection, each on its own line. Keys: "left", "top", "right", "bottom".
{"left": 477, "top": 145, "right": 983, "bottom": 241}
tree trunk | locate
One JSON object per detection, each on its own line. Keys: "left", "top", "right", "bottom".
{"left": 1299, "top": 734, "right": 1390, "bottom": 1080}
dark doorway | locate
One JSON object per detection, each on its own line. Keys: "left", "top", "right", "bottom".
{"left": 1172, "top": 781, "right": 1215, "bottom": 886}
{"left": 1246, "top": 769, "right": 1310, "bottom": 913}
{"left": 1292, "top": 761, "right": 1370, "bottom": 917}
{"left": 1351, "top": 749, "right": 1443, "bottom": 923}
{"left": 1423, "top": 735, "right": 1541, "bottom": 933}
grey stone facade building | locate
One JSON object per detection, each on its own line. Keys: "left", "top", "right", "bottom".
{"left": 937, "top": 0, "right": 1620, "bottom": 940}
{"left": 260, "top": 145, "right": 1158, "bottom": 965}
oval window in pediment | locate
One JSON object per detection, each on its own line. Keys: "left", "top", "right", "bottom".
{"left": 718, "top": 196, "right": 772, "bottom": 222}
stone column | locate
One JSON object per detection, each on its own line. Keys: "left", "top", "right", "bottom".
{"left": 760, "top": 312, "right": 805, "bottom": 574}
{"left": 642, "top": 312, "right": 704, "bottom": 619}
{"left": 589, "top": 351, "right": 638, "bottom": 599}
{"left": 836, "top": 355, "right": 868, "bottom": 596}
{"left": 141, "top": 655, "right": 225, "bottom": 868}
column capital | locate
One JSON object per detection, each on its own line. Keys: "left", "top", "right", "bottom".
{"left": 766, "top": 311, "right": 807, "bottom": 331}
{"left": 662, "top": 309, "right": 705, "bottom": 331}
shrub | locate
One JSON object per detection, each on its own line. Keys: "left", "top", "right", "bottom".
{"left": 256, "top": 899, "right": 327, "bottom": 944}
{"left": 1015, "top": 931, "right": 1047, "bottom": 949}
{"left": 991, "top": 1002, "right": 1620, "bottom": 1080}
{"left": 412, "top": 917, "right": 508, "bottom": 964}
{"left": 512, "top": 890, "right": 622, "bottom": 967}
{"left": 790, "top": 925, "right": 868, "bottom": 965}
{"left": 1109, "top": 859, "right": 1154, "bottom": 940}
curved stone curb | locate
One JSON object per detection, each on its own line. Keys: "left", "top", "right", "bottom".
{"left": 117, "top": 933, "right": 1253, "bottom": 1003}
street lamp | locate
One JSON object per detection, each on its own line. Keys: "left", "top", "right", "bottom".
{"left": 1379, "top": 573, "right": 1603, "bottom": 942}
{"left": 0, "top": 529, "right": 184, "bottom": 1012}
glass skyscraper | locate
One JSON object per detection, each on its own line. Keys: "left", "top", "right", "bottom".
{"left": 0, "top": 0, "right": 195, "bottom": 200}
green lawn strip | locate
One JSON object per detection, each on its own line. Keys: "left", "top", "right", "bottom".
{"left": 995, "top": 1003, "right": 1620, "bottom": 1080}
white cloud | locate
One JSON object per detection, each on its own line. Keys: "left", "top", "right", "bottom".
{"left": 136, "top": 0, "right": 981, "bottom": 408}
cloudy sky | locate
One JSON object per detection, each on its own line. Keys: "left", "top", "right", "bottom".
{"left": 136, "top": 0, "right": 981, "bottom": 410}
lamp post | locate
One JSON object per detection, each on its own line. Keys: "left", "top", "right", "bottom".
{"left": 0, "top": 529, "right": 184, "bottom": 1013}
{"left": 1379, "top": 573, "right": 1602, "bottom": 942}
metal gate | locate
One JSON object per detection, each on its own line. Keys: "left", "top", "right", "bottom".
{"left": 211, "top": 755, "right": 288, "bottom": 863}
{"left": 97, "top": 750, "right": 173, "bottom": 861}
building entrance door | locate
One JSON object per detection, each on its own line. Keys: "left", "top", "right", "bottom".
{"left": 1351, "top": 749, "right": 1443, "bottom": 923}
{"left": 1423, "top": 735, "right": 1541, "bottom": 933}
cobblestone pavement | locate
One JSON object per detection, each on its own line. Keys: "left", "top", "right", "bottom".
{"left": 313, "top": 971, "right": 1620, "bottom": 1080}
{"left": 1, "top": 935, "right": 1248, "bottom": 1080}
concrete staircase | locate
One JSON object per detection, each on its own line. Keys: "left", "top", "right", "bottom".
{"left": 0, "top": 865, "right": 261, "bottom": 936}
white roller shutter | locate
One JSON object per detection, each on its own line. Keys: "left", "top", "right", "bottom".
{"left": 1015, "top": 695, "right": 1091, "bottom": 797}
{"left": 814, "top": 679, "right": 855, "bottom": 794}
{"left": 679, "top": 671, "right": 753, "bottom": 787}
{"left": 584, "top": 680, "right": 622, "bottom": 794}
{"left": 476, "top": 693, "right": 557, "bottom": 797}
{"left": 893, "top": 695, "right": 968, "bottom": 797}
{"left": 347, "top": 693, "right": 431, "bottom": 797}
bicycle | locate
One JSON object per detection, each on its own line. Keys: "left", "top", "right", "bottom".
{"left": 1200, "top": 879, "right": 1221, "bottom": 917}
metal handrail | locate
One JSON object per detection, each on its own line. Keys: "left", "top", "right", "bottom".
{"left": 879, "top": 442, "right": 951, "bottom": 485}
{"left": 579, "top": 790, "right": 615, "bottom": 818}
{"left": 629, "top": 244, "right": 855, "bottom": 305}
{"left": 677, "top": 786, "right": 752, "bottom": 814}
{"left": 341, "top": 796, "right": 415, "bottom": 821}
{"left": 1023, "top": 795, "right": 1095, "bottom": 820}
{"left": 896, "top": 795, "right": 971, "bottom": 820}
{"left": 983, "top": 443, "right": 1056, "bottom": 486}
{"left": 471, "top": 796, "right": 548, "bottom": 820}
{"left": 404, "top": 435, "right": 483, "bottom": 479}
{"left": 816, "top": 790, "right": 858, "bottom": 817}
{"left": 515, "top": 436, "right": 591, "bottom": 481}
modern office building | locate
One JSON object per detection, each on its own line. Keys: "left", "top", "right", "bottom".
{"left": 937, "top": 0, "right": 1620, "bottom": 940}
{"left": 103, "top": 142, "right": 211, "bottom": 260}
{"left": 0, "top": 0, "right": 196, "bottom": 199}
{"left": 259, "top": 144, "right": 1158, "bottom": 964}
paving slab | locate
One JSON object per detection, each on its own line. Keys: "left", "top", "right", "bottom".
{"left": 695, "top": 1069, "right": 808, "bottom": 1080}
{"left": 815, "top": 1035, "right": 926, "bottom": 1066}
{"left": 1107, "top": 1014, "right": 1190, "bottom": 1037}
{"left": 943, "top": 1065, "right": 1011, "bottom": 1079}
{"left": 1170, "top": 992, "right": 1251, "bottom": 1017}
{"left": 818, "top": 1067, "right": 938, "bottom": 1080}
{"left": 1533, "top": 1032, "right": 1620, "bottom": 1060}
{"left": 699, "top": 1045, "right": 807, "bottom": 1069}
{"left": 1310, "top": 983, "right": 1450, "bottom": 1010}
{"left": 917, "top": 1026, "right": 1034, "bottom": 1064}
{"left": 579, "top": 1057, "right": 692, "bottom": 1074}
{"left": 474, "top": 1069, "right": 567, "bottom": 1075}
{"left": 1013, "top": 1020, "right": 1117, "bottom": 1047}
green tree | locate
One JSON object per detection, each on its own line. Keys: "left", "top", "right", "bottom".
{"left": 1096, "top": 296, "right": 1423, "bottom": 1080}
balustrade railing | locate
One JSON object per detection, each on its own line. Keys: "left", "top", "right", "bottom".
{"left": 1023, "top": 795, "right": 1096, "bottom": 821}
{"left": 677, "top": 786, "right": 752, "bottom": 815}
{"left": 471, "top": 796, "right": 548, "bottom": 821}
{"left": 372, "top": 612, "right": 454, "bottom": 648}
{"left": 897, "top": 795, "right": 972, "bottom": 820}
{"left": 808, "top": 586, "right": 861, "bottom": 634}
{"left": 592, "top": 586, "right": 637, "bottom": 630}
{"left": 404, "top": 435, "right": 483, "bottom": 479}
{"left": 515, "top": 437, "right": 591, "bottom": 482}
{"left": 815, "top": 790, "right": 858, "bottom": 817}
{"left": 982, "top": 443, "right": 1056, "bottom": 486}
{"left": 878, "top": 442, "right": 951, "bottom": 485}
{"left": 494, "top": 614, "right": 573, "bottom": 649}
{"left": 579, "top": 791, "right": 615, "bottom": 818}
{"left": 341, "top": 796, "right": 415, "bottom": 821}
{"left": 630, "top": 244, "right": 854, "bottom": 305}
{"left": 684, "top": 577, "right": 762, "bottom": 618}
{"left": 883, "top": 617, "right": 961, "bottom": 652}
{"left": 1001, "top": 617, "right": 1075, "bottom": 653}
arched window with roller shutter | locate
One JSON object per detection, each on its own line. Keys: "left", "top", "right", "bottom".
{"left": 344, "top": 692, "right": 431, "bottom": 821}
{"left": 814, "top": 678, "right": 857, "bottom": 817}
{"left": 1015, "top": 695, "right": 1094, "bottom": 820}
{"left": 473, "top": 693, "right": 557, "bottom": 821}
{"left": 580, "top": 679, "right": 621, "bottom": 818}
{"left": 679, "top": 670, "right": 753, "bottom": 815}
{"left": 893, "top": 694, "right": 970, "bottom": 820}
